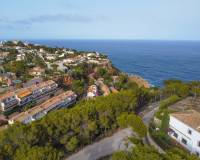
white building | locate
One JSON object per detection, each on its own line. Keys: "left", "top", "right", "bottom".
{"left": 8, "top": 91, "right": 77, "bottom": 124}
{"left": 169, "top": 110, "right": 200, "bottom": 156}
{"left": 15, "top": 88, "right": 33, "bottom": 106}
{"left": 0, "top": 80, "right": 58, "bottom": 112}
{"left": 46, "top": 54, "right": 56, "bottom": 61}
{"left": 16, "top": 53, "right": 25, "bottom": 61}
{"left": 39, "top": 48, "right": 45, "bottom": 53}
{"left": 0, "top": 92, "right": 18, "bottom": 112}
{"left": 65, "top": 50, "right": 74, "bottom": 54}
{"left": 87, "top": 85, "right": 98, "bottom": 98}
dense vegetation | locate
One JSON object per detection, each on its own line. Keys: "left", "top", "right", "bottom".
{"left": 162, "top": 79, "right": 200, "bottom": 98}
{"left": 117, "top": 113, "right": 147, "bottom": 138}
{"left": 0, "top": 89, "right": 149, "bottom": 160}
{"left": 111, "top": 143, "right": 199, "bottom": 160}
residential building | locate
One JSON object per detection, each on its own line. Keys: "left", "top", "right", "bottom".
{"left": 0, "top": 75, "right": 12, "bottom": 87}
{"left": 8, "top": 91, "right": 77, "bottom": 124}
{"left": 46, "top": 54, "right": 56, "bottom": 61}
{"left": 16, "top": 88, "right": 33, "bottom": 106}
{"left": 23, "top": 78, "right": 43, "bottom": 88}
{"left": 64, "top": 50, "right": 74, "bottom": 54}
{"left": 29, "top": 67, "right": 45, "bottom": 77}
{"left": 29, "top": 80, "right": 58, "bottom": 99}
{"left": 87, "top": 85, "right": 98, "bottom": 98}
{"left": 169, "top": 110, "right": 200, "bottom": 156}
{"left": 39, "top": 48, "right": 45, "bottom": 53}
{"left": 16, "top": 53, "right": 25, "bottom": 61}
{"left": 0, "top": 80, "right": 58, "bottom": 111}
{"left": 0, "top": 92, "right": 18, "bottom": 111}
{"left": 58, "top": 53, "right": 65, "bottom": 58}
{"left": 0, "top": 52, "right": 9, "bottom": 60}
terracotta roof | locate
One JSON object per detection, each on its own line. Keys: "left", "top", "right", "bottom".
{"left": 16, "top": 88, "right": 32, "bottom": 99}
{"left": 29, "top": 80, "right": 56, "bottom": 91}
{"left": 0, "top": 92, "right": 15, "bottom": 101}
{"left": 10, "top": 91, "right": 76, "bottom": 123}
{"left": 10, "top": 106, "right": 43, "bottom": 122}
{"left": 38, "top": 91, "right": 75, "bottom": 110}
{"left": 88, "top": 85, "right": 97, "bottom": 93}
{"left": 171, "top": 110, "right": 200, "bottom": 132}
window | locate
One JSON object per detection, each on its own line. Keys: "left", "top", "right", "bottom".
{"left": 188, "top": 129, "right": 192, "bottom": 135}
{"left": 173, "top": 132, "right": 178, "bottom": 138}
{"left": 182, "top": 138, "right": 187, "bottom": 145}
{"left": 198, "top": 141, "right": 200, "bottom": 147}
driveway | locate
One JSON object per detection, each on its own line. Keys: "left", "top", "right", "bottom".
{"left": 66, "top": 128, "right": 133, "bottom": 160}
{"left": 143, "top": 107, "right": 159, "bottom": 125}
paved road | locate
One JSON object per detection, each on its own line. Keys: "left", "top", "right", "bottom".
{"left": 142, "top": 105, "right": 159, "bottom": 125}
{"left": 141, "top": 103, "right": 165, "bottom": 154}
{"left": 66, "top": 128, "right": 133, "bottom": 160}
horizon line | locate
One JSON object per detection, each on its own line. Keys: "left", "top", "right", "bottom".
{"left": 1, "top": 38, "right": 200, "bottom": 42}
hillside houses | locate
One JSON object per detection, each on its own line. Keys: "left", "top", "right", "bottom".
{"left": 0, "top": 80, "right": 58, "bottom": 112}
{"left": 0, "top": 40, "right": 118, "bottom": 127}
{"left": 8, "top": 91, "right": 77, "bottom": 124}
{"left": 16, "top": 53, "right": 25, "bottom": 61}
{"left": 0, "top": 92, "right": 18, "bottom": 112}
{"left": 29, "top": 67, "right": 45, "bottom": 77}
{"left": 16, "top": 87, "right": 33, "bottom": 106}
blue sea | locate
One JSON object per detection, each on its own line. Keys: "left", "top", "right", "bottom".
{"left": 28, "top": 40, "right": 200, "bottom": 86}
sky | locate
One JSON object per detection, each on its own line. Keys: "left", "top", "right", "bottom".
{"left": 0, "top": 0, "right": 200, "bottom": 40}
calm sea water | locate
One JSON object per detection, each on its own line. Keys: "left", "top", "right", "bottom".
{"left": 28, "top": 40, "right": 200, "bottom": 86}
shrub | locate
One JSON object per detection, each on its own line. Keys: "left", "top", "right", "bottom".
{"left": 117, "top": 113, "right": 147, "bottom": 138}
{"left": 159, "top": 95, "right": 180, "bottom": 110}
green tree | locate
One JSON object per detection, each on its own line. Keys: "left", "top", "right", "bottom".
{"left": 71, "top": 67, "right": 85, "bottom": 80}
{"left": 14, "top": 146, "right": 63, "bottom": 160}
{"left": 66, "top": 137, "right": 79, "bottom": 152}
{"left": 117, "top": 112, "right": 129, "bottom": 128}
{"left": 117, "top": 113, "right": 147, "bottom": 138}
{"left": 97, "top": 68, "right": 107, "bottom": 77}
{"left": 4, "top": 60, "right": 28, "bottom": 78}
{"left": 163, "top": 79, "right": 190, "bottom": 97}
{"left": 71, "top": 80, "right": 84, "bottom": 95}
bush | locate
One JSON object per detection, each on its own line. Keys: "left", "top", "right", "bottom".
{"left": 111, "top": 143, "right": 200, "bottom": 160}
{"left": 163, "top": 80, "right": 190, "bottom": 97}
{"left": 117, "top": 113, "right": 147, "bottom": 138}
{"left": 159, "top": 95, "right": 180, "bottom": 110}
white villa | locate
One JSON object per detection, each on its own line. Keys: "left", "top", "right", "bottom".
{"left": 169, "top": 110, "right": 200, "bottom": 156}
{"left": 87, "top": 85, "right": 98, "bottom": 98}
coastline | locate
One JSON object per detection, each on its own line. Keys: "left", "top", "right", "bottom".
{"left": 128, "top": 74, "right": 151, "bottom": 88}
{"left": 23, "top": 39, "right": 200, "bottom": 86}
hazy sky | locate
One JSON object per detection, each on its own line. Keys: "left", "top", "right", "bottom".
{"left": 1, "top": 0, "right": 200, "bottom": 40}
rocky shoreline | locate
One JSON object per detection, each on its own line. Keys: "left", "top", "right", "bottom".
{"left": 129, "top": 75, "right": 151, "bottom": 88}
